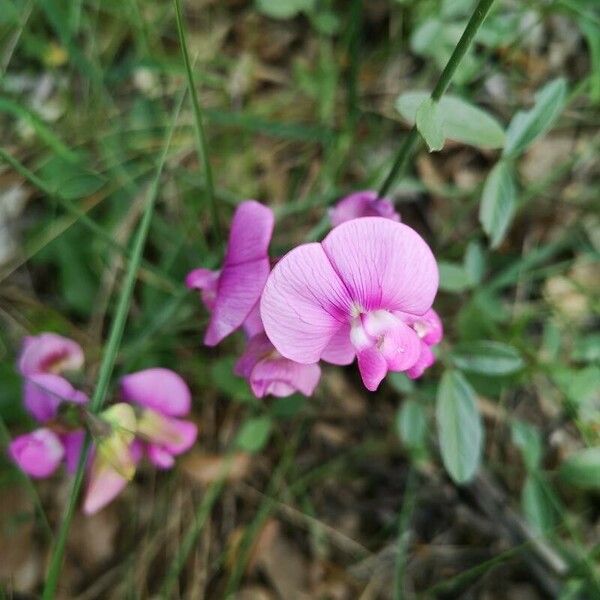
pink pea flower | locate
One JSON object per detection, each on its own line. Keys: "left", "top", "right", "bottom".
{"left": 120, "top": 368, "right": 198, "bottom": 469}
{"left": 18, "top": 332, "right": 84, "bottom": 376}
{"left": 9, "top": 428, "right": 66, "bottom": 479}
{"left": 329, "top": 190, "right": 400, "bottom": 227}
{"left": 405, "top": 309, "right": 444, "bottom": 379}
{"left": 186, "top": 200, "right": 275, "bottom": 346}
{"left": 235, "top": 332, "right": 321, "bottom": 398}
{"left": 260, "top": 217, "right": 439, "bottom": 391}
{"left": 24, "top": 373, "right": 88, "bottom": 422}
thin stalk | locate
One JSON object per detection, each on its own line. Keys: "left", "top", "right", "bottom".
{"left": 378, "top": 0, "right": 496, "bottom": 197}
{"left": 347, "top": 0, "right": 362, "bottom": 127}
{"left": 173, "top": 0, "right": 222, "bottom": 245}
{"left": 393, "top": 467, "right": 418, "bottom": 600}
{"left": 41, "top": 97, "right": 182, "bottom": 600}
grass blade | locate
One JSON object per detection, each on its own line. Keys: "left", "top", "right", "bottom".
{"left": 172, "top": 0, "right": 221, "bottom": 244}
{"left": 41, "top": 93, "right": 183, "bottom": 600}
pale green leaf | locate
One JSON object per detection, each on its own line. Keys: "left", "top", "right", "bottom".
{"left": 396, "top": 92, "right": 505, "bottom": 149}
{"left": 451, "top": 341, "right": 524, "bottom": 375}
{"left": 479, "top": 160, "right": 517, "bottom": 248}
{"left": 235, "top": 416, "right": 273, "bottom": 453}
{"left": 436, "top": 370, "right": 483, "bottom": 483}
{"left": 416, "top": 98, "right": 445, "bottom": 152}
{"left": 560, "top": 448, "right": 600, "bottom": 490}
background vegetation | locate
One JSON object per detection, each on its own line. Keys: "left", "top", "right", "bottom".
{"left": 0, "top": 0, "right": 598, "bottom": 597}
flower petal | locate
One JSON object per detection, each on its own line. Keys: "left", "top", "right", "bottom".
{"left": 9, "top": 428, "right": 64, "bottom": 478}
{"left": 185, "top": 268, "right": 220, "bottom": 311}
{"left": 249, "top": 358, "right": 321, "bottom": 398}
{"left": 261, "top": 243, "right": 352, "bottom": 364}
{"left": 120, "top": 368, "right": 191, "bottom": 417}
{"left": 406, "top": 343, "right": 436, "bottom": 379}
{"left": 18, "top": 333, "right": 84, "bottom": 376}
{"left": 414, "top": 309, "right": 444, "bottom": 345}
{"left": 83, "top": 457, "right": 129, "bottom": 515}
{"left": 224, "top": 200, "right": 275, "bottom": 267}
{"left": 137, "top": 411, "right": 197, "bottom": 455}
{"left": 322, "top": 218, "right": 438, "bottom": 316}
{"left": 379, "top": 320, "right": 422, "bottom": 372}
{"left": 242, "top": 301, "right": 265, "bottom": 338}
{"left": 319, "top": 324, "right": 355, "bottom": 365}
{"left": 205, "top": 259, "right": 271, "bottom": 346}
{"left": 61, "top": 430, "right": 86, "bottom": 473}
{"left": 356, "top": 348, "right": 388, "bottom": 392}
{"left": 329, "top": 190, "right": 400, "bottom": 227}
{"left": 234, "top": 333, "right": 273, "bottom": 378}
{"left": 24, "top": 373, "right": 88, "bottom": 423}
{"left": 147, "top": 444, "right": 175, "bottom": 469}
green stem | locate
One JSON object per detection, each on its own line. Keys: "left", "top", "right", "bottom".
{"left": 173, "top": 0, "right": 221, "bottom": 245}
{"left": 41, "top": 98, "right": 181, "bottom": 600}
{"left": 378, "top": 0, "right": 496, "bottom": 197}
{"left": 347, "top": 0, "right": 362, "bottom": 126}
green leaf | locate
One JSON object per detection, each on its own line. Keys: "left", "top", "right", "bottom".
{"left": 438, "top": 261, "right": 472, "bottom": 293}
{"left": 436, "top": 370, "right": 483, "bottom": 484}
{"left": 572, "top": 334, "right": 600, "bottom": 363}
{"left": 522, "top": 474, "right": 557, "bottom": 534}
{"left": 479, "top": 160, "right": 517, "bottom": 248}
{"left": 463, "top": 241, "right": 486, "bottom": 285}
{"left": 396, "top": 92, "right": 505, "bottom": 149}
{"left": 560, "top": 448, "right": 600, "bottom": 490}
{"left": 235, "top": 416, "right": 273, "bottom": 453}
{"left": 388, "top": 372, "right": 415, "bottom": 394}
{"left": 451, "top": 341, "right": 524, "bottom": 375}
{"left": 211, "top": 358, "right": 255, "bottom": 403}
{"left": 511, "top": 421, "right": 542, "bottom": 471}
{"left": 38, "top": 156, "right": 105, "bottom": 200}
{"left": 503, "top": 78, "right": 567, "bottom": 157}
{"left": 396, "top": 399, "right": 427, "bottom": 452}
{"left": 255, "top": 0, "right": 312, "bottom": 19}
{"left": 416, "top": 98, "right": 445, "bottom": 152}
{"left": 270, "top": 395, "right": 306, "bottom": 420}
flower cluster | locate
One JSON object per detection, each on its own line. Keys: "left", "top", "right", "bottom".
{"left": 9, "top": 333, "right": 197, "bottom": 514}
{"left": 187, "top": 190, "right": 442, "bottom": 395}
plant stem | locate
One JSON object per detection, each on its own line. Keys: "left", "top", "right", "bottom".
{"left": 378, "top": 0, "right": 496, "bottom": 197}
{"left": 41, "top": 98, "right": 181, "bottom": 600}
{"left": 173, "top": 0, "right": 222, "bottom": 245}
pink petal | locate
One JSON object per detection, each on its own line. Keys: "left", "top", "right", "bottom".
{"left": 249, "top": 357, "right": 321, "bottom": 398}
{"left": 223, "top": 200, "right": 275, "bottom": 267}
{"left": 414, "top": 309, "right": 444, "bottom": 346}
{"left": 61, "top": 430, "right": 86, "bottom": 473}
{"left": 83, "top": 458, "right": 129, "bottom": 515}
{"left": 9, "top": 428, "right": 64, "bottom": 478}
{"left": 185, "top": 268, "right": 220, "bottom": 311}
{"left": 329, "top": 190, "right": 400, "bottom": 227}
{"left": 356, "top": 348, "right": 388, "bottom": 392}
{"left": 406, "top": 343, "right": 436, "bottom": 379}
{"left": 261, "top": 243, "right": 352, "bottom": 364}
{"left": 242, "top": 301, "right": 265, "bottom": 338}
{"left": 319, "top": 324, "right": 355, "bottom": 365}
{"left": 234, "top": 333, "right": 273, "bottom": 378}
{"left": 137, "top": 411, "right": 197, "bottom": 455}
{"left": 147, "top": 444, "right": 175, "bottom": 469}
{"left": 204, "top": 260, "right": 271, "bottom": 346}
{"left": 321, "top": 218, "right": 438, "bottom": 315}
{"left": 24, "top": 373, "right": 89, "bottom": 423}
{"left": 18, "top": 333, "right": 84, "bottom": 376}
{"left": 120, "top": 368, "right": 191, "bottom": 417}
{"left": 378, "top": 320, "right": 422, "bottom": 372}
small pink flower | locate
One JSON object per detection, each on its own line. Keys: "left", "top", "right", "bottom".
{"left": 329, "top": 191, "right": 400, "bottom": 227}
{"left": 24, "top": 373, "right": 88, "bottom": 423}
{"left": 404, "top": 309, "right": 443, "bottom": 379}
{"left": 9, "top": 428, "right": 65, "bottom": 478}
{"left": 120, "top": 368, "right": 197, "bottom": 470}
{"left": 260, "top": 217, "right": 439, "bottom": 391}
{"left": 235, "top": 333, "right": 321, "bottom": 398}
{"left": 186, "top": 201, "right": 275, "bottom": 346}
{"left": 18, "top": 333, "right": 84, "bottom": 376}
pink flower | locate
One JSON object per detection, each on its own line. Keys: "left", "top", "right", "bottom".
{"left": 18, "top": 332, "right": 84, "bottom": 376}
{"left": 186, "top": 201, "right": 275, "bottom": 346}
{"left": 9, "top": 428, "right": 66, "bottom": 478}
{"left": 120, "top": 368, "right": 197, "bottom": 469}
{"left": 329, "top": 191, "right": 400, "bottom": 227}
{"left": 404, "top": 309, "right": 443, "bottom": 379}
{"left": 260, "top": 217, "right": 439, "bottom": 391}
{"left": 235, "top": 333, "right": 321, "bottom": 398}
{"left": 24, "top": 373, "right": 88, "bottom": 422}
